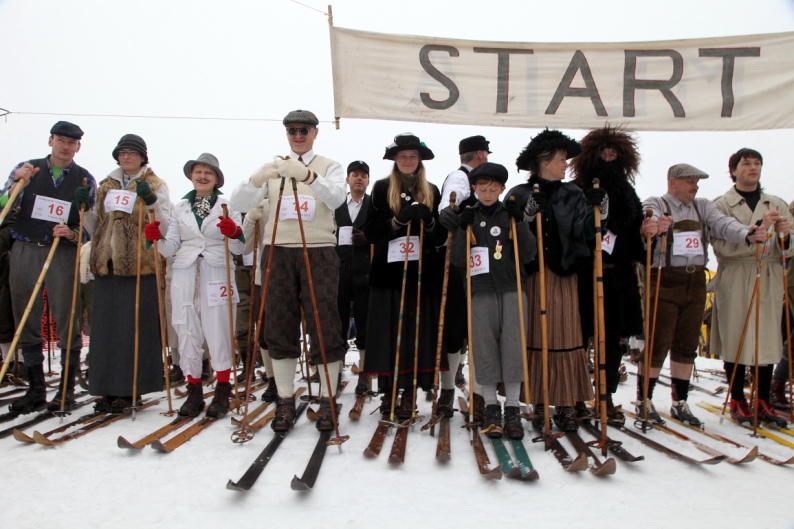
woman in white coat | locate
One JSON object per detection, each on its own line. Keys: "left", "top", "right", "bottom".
{"left": 145, "top": 153, "right": 245, "bottom": 418}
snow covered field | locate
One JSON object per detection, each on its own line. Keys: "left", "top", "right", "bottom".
{"left": 3, "top": 350, "right": 793, "bottom": 529}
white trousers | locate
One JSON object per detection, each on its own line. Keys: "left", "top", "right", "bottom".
{"left": 171, "top": 259, "right": 236, "bottom": 379}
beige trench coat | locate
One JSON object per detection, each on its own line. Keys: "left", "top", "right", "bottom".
{"left": 710, "top": 188, "right": 794, "bottom": 365}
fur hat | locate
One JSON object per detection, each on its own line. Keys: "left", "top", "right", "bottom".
{"left": 282, "top": 109, "right": 319, "bottom": 127}
{"left": 50, "top": 121, "right": 83, "bottom": 140}
{"left": 668, "top": 163, "right": 709, "bottom": 179}
{"left": 112, "top": 134, "right": 148, "bottom": 165}
{"left": 383, "top": 133, "right": 434, "bottom": 161}
{"left": 570, "top": 126, "right": 640, "bottom": 184}
{"left": 516, "top": 129, "right": 580, "bottom": 172}
{"left": 184, "top": 153, "right": 225, "bottom": 188}
{"left": 468, "top": 162, "right": 508, "bottom": 186}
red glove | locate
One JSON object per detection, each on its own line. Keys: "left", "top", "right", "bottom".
{"left": 217, "top": 217, "right": 241, "bottom": 239}
{"left": 144, "top": 221, "right": 162, "bottom": 243}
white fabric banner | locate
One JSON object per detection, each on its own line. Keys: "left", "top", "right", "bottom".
{"left": 330, "top": 27, "right": 794, "bottom": 131}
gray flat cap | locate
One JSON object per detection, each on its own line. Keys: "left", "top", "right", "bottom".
{"left": 667, "top": 163, "right": 709, "bottom": 179}
{"left": 282, "top": 109, "right": 319, "bottom": 127}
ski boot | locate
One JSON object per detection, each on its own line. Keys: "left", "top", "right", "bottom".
{"left": 315, "top": 397, "right": 339, "bottom": 431}
{"left": 482, "top": 404, "right": 504, "bottom": 438}
{"left": 670, "top": 400, "right": 702, "bottom": 428}
{"left": 605, "top": 393, "right": 625, "bottom": 427}
{"left": 504, "top": 406, "right": 524, "bottom": 440}
{"left": 9, "top": 365, "right": 47, "bottom": 414}
{"left": 435, "top": 388, "right": 455, "bottom": 418}
{"left": 47, "top": 367, "right": 78, "bottom": 411}
{"left": 757, "top": 399, "right": 787, "bottom": 428}
{"left": 260, "top": 377, "right": 278, "bottom": 402}
{"left": 729, "top": 398, "right": 754, "bottom": 425}
{"left": 179, "top": 382, "right": 206, "bottom": 417}
{"left": 770, "top": 380, "right": 790, "bottom": 410}
{"left": 206, "top": 382, "right": 232, "bottom": 418}
{"left": 635, "top": 399, "right": 665, "bottom": 425}
{"left": 271, "top": 396, "right": 296, "bottom": 432}
{"left": 553, "top": 406, "right": 579, "bottom": 432}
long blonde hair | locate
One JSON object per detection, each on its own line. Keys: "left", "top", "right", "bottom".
{"left": 386, "top": 162, "right": 433, "bottom": 214}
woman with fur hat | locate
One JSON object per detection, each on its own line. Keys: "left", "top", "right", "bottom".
{"left": 79, "top": 134, "right": 170, "bottom": 414}
{"left": 570, "top": 126, "right": 646, "bottom": 427}
{"left": 362, "top": 133, "right": 447, "bottom": 419}
{"left": 505, "top": 129, "right": 608, "bottom": 432}
{"left": 145, "top": 153, "right": 245, "bottom": 419}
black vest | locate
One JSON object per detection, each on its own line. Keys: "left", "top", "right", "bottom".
{"left": 335, "top": 194, "right": 371, "bottom": 286}
{"left": 13, "top": 157, "right": 88, "bottom": 242}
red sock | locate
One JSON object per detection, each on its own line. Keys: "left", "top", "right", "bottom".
{"left": 216, "top": 369, "right": 230, "bottom": 384}
{"left": 187, "top": 375, "right": 201, "bottom": 385}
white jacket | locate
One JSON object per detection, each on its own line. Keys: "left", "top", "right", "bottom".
{"left": 158, "top": 195, "right": 244, "bottom": 269}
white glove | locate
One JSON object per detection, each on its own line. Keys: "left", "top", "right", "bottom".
{"left": 278, "top": 159, "right": 312, "bottom": 182}
{"left": 246, "top": 198, "right": 267, "bottom": 222}
{"left": 249, "top": 162, "right": 280, "bottom": 188}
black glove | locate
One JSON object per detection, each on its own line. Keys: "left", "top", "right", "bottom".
{"left": 504, "top": 199, "right": 524, "bottom": 222}
{"left": 351, "top": 229, "right": 369, "bottom": 246}
{"left": 459, "top": 207, "right": 476, "bottom": 229}
{"left": 394, "top": 205, "right": 416, "bottom": 225}
{"left": 585, "top": 187, "right": 607, "bottom": 207}
{"left": 413, "top": 203, "right": 433, "bottom": 224}
{"left": 439, "top": 206, "right": 459, "bottom": 231}
{"left": 136, "top": 180, "right": 157, "bottom": 206}
{"left": 524, "top": 192, "right": 547, "bottom": 217}
{"left": 74, "top": 186, "right": 90, "bottom": 207}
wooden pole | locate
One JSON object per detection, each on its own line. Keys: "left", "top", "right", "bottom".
{"left": 148, "top": 209, "right": 175, "bottom": 416}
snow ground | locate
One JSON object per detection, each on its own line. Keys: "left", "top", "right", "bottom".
{"left": 3, "top": 350, "right": 793, "bottom": 529}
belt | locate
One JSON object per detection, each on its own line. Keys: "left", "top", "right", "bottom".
{"left": 663, "top": 265, "right": 704, "bottom": 273}
{"left": 601, "top": 263, "right": 618, "bottom": 269}
{"left": 23, "top": 240, "right": 51, "bottom": 247}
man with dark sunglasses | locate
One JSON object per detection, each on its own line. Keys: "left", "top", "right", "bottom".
{"left": 243, "top": 109, "right": 347, "bottom": 433}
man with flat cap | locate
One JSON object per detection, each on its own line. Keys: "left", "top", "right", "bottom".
{"left": 435, "top": 135, "right": 491, "bottom": 418}
{"left": 335, "top": 161, "right": 371, "bottom": 395}
{"left": 639, "top": 163, "right": 769, "bottom": 427}
{"left": 1, "top": 121, "right": 97, "bottom": 413}
{"left": 243, "top": 109, "right": 347, "bottom": 432}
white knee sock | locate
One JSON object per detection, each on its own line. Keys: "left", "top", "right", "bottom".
{"left": 260, "top": 348, "right": 274, "bottom": 378}
{"left": 317, "top": 360, "right": 341, "bottom": 398}
{"left": 505, "top": 382, "right": 521, "bottom": 407}
{"left": 271, "top": 357, "right": 297, "bottom": 399}
{"left": 440, "top": 351, "right": 460, "bottom": 389}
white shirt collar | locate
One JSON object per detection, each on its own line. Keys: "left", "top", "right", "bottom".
{"left": 289, "top": 149, "right": 316, "bottom": 165}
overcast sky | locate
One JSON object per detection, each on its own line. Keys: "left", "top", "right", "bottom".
{"left": 1, "top": 0, "right": 793, "bottom": 207}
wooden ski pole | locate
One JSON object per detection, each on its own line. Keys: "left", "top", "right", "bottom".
{"left": 233, "top": 183, "right": 285, "bottom": 443}
{"left": 428, "top": 192, "right": 456, "bottom": 436}
{"left": 642, "top": 209, "right": 668, "bottom": 431}
{"left": 147, "top": 208, "right": 175, "bottom": 416}
{"left": 532, "top": 184, "right": 552, "bottom": 447}
{"left": 0, "top": 179, "right": 26, "bottom": 226}
{"left": 45, "top": 293, "right": 54, "bottom": 376}
{"left": 130, "top": 200, "right": 144, "bottom": 419}
{"left": 0, "top": 229, "right": 63, "bottom": 383}
{"left": 406, "top": 220, "right": 425, "bottom": 427}
{"left": 56, "top": 179, "right": 87, "bottom": 417}
{"left": 508, "top": 196, "right": 531, "bottom": 413}
{"left": 290, "top": 178, "right": 348, "bottom": 448}
{"left": 301, "top": 309, "right": 313, "bottom": 401}
{"left": 590, "top": 179, "right": 609, "bottom": 454}
{"left": 779, "top": 232, "right": 793, "bottom": 418}
{"left": 751, "top": 233, "right": 771, "bottom": 435}
{"left": 641, "top": 209, "right": 652, "bottom": 422}
{"left": 465, "top": 218, "right": 476, "bottom": 433}
{"left": 220, "top": 204, "right": 242, "bottom": 413}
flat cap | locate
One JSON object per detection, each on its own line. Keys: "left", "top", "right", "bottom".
{"left": 459, "top": 135, "right": 491, "bottom": 155}
{"left": 667, "top": 163, "right": 709, "bottom": 179}
{"left": 347, "top": 160, "right": 369, "bottom": 175}
{"left": 50, "top": 121, "right": 84, "bottom": 140}
{"left": 468, "top": 162, "right": 508, "bottom": 186}
{"left": 282, "top": 109, "right": 319, "bottom": 127}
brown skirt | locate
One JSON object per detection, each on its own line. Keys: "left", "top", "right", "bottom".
{"left": 525, "top": 268, "right": 593, "bottom": 406}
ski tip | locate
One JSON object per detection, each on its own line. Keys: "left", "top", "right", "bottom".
{"left": 226, "top": 479, "right": 246, "bottom": 492}
{"left": 506, "top": 467, "right": 523, "bottom": 479}
{"left": 387, "top": 456, "right": 404, "bottom": 465}
{"left": 520, "top": 469, "right": 540, "bottom": 481}
{"left": 435, "top": 451, "right": 451, "bottom": 462}
{"left": 116, "top": 436, "right": 133, "bottom": 449}
{"left": 32, "top": 431, "right": 55, "bottom": 446}
{"left": 482, "top": 466, "right": 502, "bottom": 480}
{"left": 566, "top": 453, "right": 589, "bottom": 472}
{"left": 363, "top": 448, "right": 379, "bottom": 458}
{"left": 150, "top": 440, "right": 170, "bottom": 453}
{"left": 290, "top": 476, "right": 311, "bottom": 491}
{"left": 12, "top": 429, "right": 34, "bottom": 443}
{"left": 592, "top": 458, "right": 617, "bottom": 476}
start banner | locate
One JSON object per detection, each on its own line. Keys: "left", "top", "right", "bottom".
{"left": 330, "top": 27, "right": 794, "bottom": 131}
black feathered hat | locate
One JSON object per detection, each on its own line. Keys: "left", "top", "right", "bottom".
{"left": 383, "top": 133, "right": 434, "bottom": 161}
{"left": 515, "top": 129, "right": 580, "bottom": 172}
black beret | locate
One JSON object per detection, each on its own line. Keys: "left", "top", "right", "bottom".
{"left": 468, "top": 162, "right": 508, "bottom": 186}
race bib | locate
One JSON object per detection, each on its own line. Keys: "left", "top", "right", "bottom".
{"left": 601, "top": 229, "right": 617, "bottom": 255}
{"left": 469, "top": 247, "right": 489, "bottom": 276}
{"left": 672, "top": 230, "right": 702, "bottom": 256}
{"left": 103, "top": 189, "right": 136, "bottom": 214}
{"left": 338, "top": 226, "right": 353, "bottom": 246}
{"left": 279, "top": 194, "right": 316, "bottom": 221}
{"left": 206, "top": 279, "right": 240, "bottom": 307}
{"left": 31, "top": 195, "right": 71, "bottom": 223}
{"left": 387, "top": 236, "right": 419, "bottom": 263}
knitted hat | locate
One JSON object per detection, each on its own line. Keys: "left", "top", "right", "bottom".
{"left": 667, "top": 163, "right": 709, "bottom": 179}
{"left": 282, "top": 109, "right": 319, "bottom": 127}
{"left": 459, "top": 135, "right": 491, "bottom": 155}
{"left": 383, "top": 133, "right": 434, "bottom": 161}
{"left": 184, "top": 153, "right": 225, "bottom": 188}
{"left": 468, "top": 162, "right": 508, "bottom": 186}
{"left": 347, "top": 160, "right": 370, "bottom": 175}
{"left": 50, "top": 121, "right": 84, "bottom": 140}
{"left": 516, "top": 129, "right": 580, "bottom": 172}
{"left": 112, "top": 134, "right": 148, "bottom": 164}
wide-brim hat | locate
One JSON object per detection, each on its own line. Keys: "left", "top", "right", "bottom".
{"left": 667, "top": 163, "right": 708, "bottom": 180}
{"left": 112, "top": 134, "right": 148, "bottom": 165}
{"left": 184, "top": 153, "right": 225, "bottom": 188}
{"left": 383, "top": 133, "right": 434, "bottom": 161}
{"left": 516, "top": 129, "right": 581, "bottom": 171}
{"left": 468, "top": 162, "right": 508, "bottom": 186}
